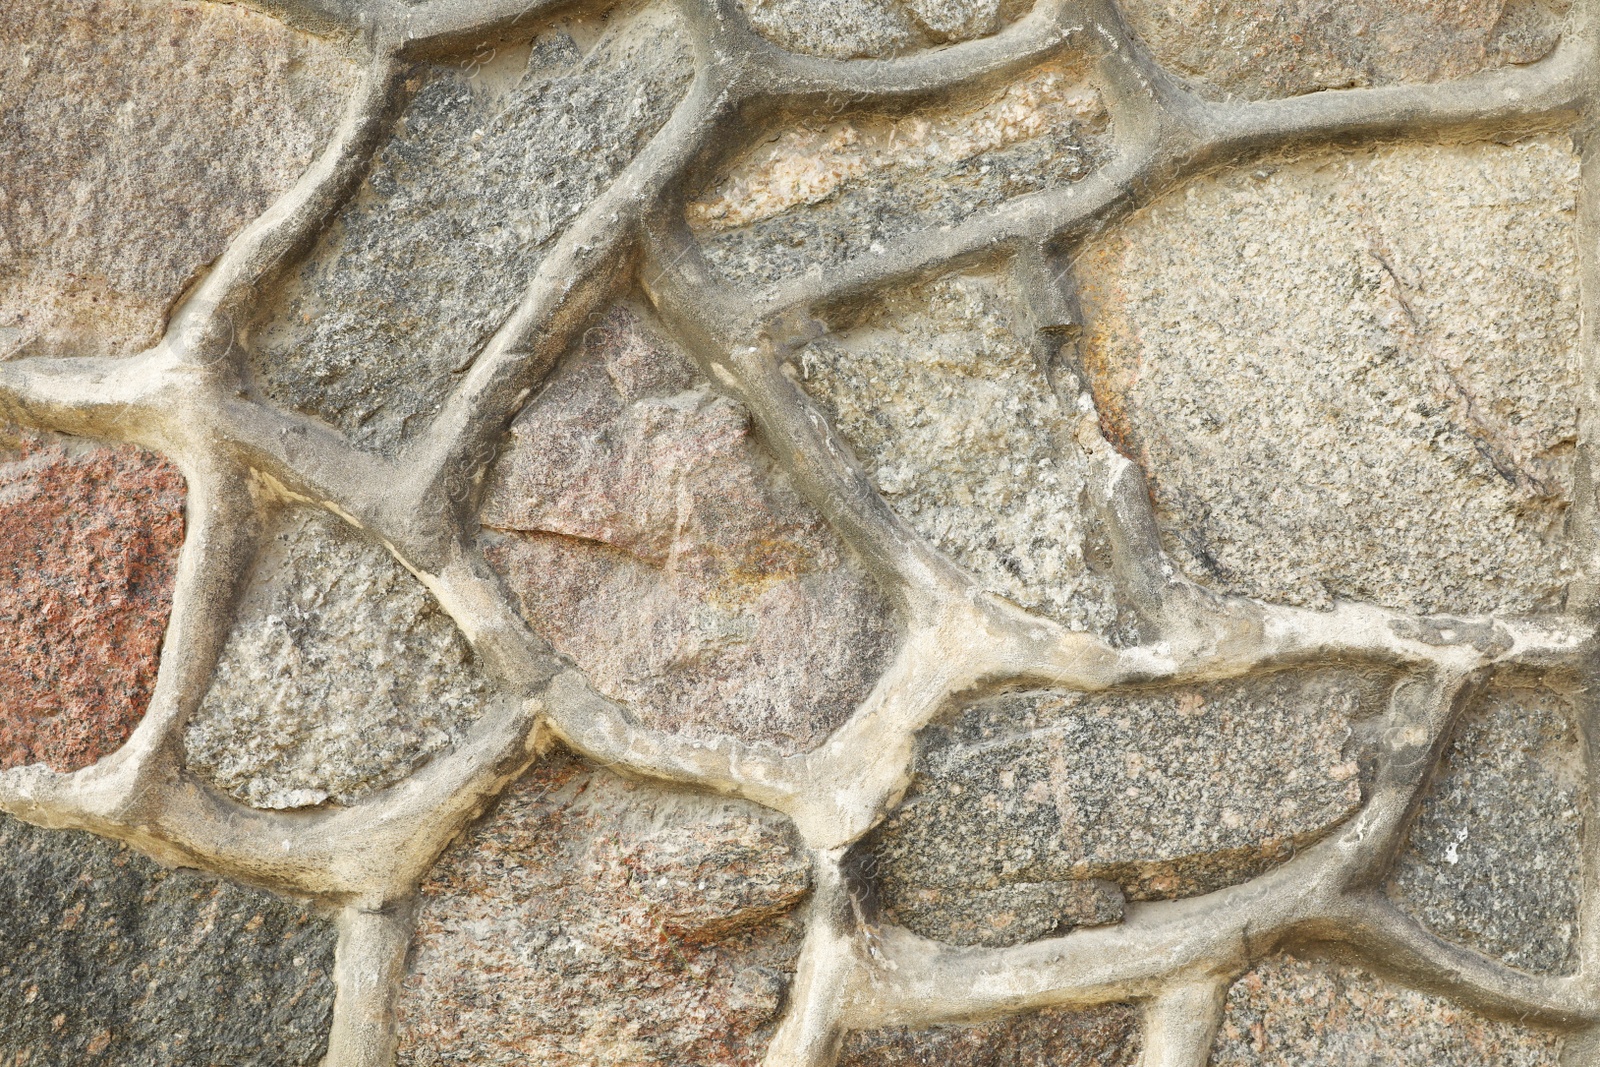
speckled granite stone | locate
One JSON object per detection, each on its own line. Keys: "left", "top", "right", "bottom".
{"left": 1120, "top": 0, "right": 1566, "bottom": 101}
{"left": 734, "top": 0, "right": 1024, "bottom": 57}
{"left": 396, "top": 749, "right": 810, "bottom": 1065}
{"left": 248, "top": 2, "right": 693, "bottom": 453}
{"left": 0, "top": 814, "right": 336, "bottom": 1065}
{"left": 1080, "top": 138, "right": 1579, "bottom": 616}
{"left": 794, "top": 270, "right": 1127, "bottom": 638}
{"left": 184, "top": 508, "right": 497, "bottom": 809}
{"left": 0, "top": 428, "right": 186, "bottom": 772}
{"left": 867, "top": 672, "right": 1371, "bottom": 943}
{"left": 690, "top": 64, "right": 1107, "bottom": 286}
{"left": 1213, "top": 955, "right": 1563, "bottom": 1065}
{"left": 481, "top": 305, "right": 895, "bottom": 754}
{"left": 0, "top": 0, "right": 352, "bottom": 358}
{"left": 839, "top": 1004, "right": 1141, "bottom": 1066}
{"left": 1390, "top": 682, "right": 1583, "bottom": 974}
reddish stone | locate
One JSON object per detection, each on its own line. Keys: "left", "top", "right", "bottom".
{"left": 0, "top": 428, "right": 186, "bottom": 771}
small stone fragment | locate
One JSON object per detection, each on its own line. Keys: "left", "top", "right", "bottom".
{"left": 690, "top": 64, "right": 1108, "bottom": 286}
{"left": 0, "top": 0, "right": 354, "bottom": 357}
{"left": 0, "top": 429, "right": 186, "bottom": 772}
{"left": 873, "top": 878, "right": 1124, "bottom": 947}
{"left": 1080, "top": 138, "right": 1579, "bottom": 616}
{"left": 1213, "top": 955, "right": 1563, "bottom": 1064}
{"left": 735, "top": 0, "right": 920, "bottom": 57}
{"left": 794, "top": 269, "right": 1126, "bottom": 637}
{"left": 184, "top": 508, "right": 498, "bottom": 809}
{"left": 1120, "top": 0, "right": 1566, "bottom": 101}
{"left": 839, "top": 1004, "right": 1141, "bottom": 1066}
{"left": 0, "top": 815, "right": 336, "bottom": 1065}
{"left": 1390, "top": 681, "right": 1582, "bottom": 974}
{"left": 395, "top": 749, "right": 810, "bottom": 1065}
{"left": 248, "top": 3, "right": 694, "bottom": 453}
{"left": 481, "top": 305, "right": 895, "bottom": 754}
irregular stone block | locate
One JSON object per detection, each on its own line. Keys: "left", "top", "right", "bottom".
{"left": 839, "top": 1004, "right": 1141, "bottom": 1066}
{"left": 793, "top": 270, "right": 1127, "bottom": 637}
{"left": 873, "top": 877, "right": 1125, "bottom": 948}
{"left": 690, "top": 64, "right": 1108, "bottom": 286}
{"left": 1213, "top": 955, "right": 1563, "bottom": 1064}
{"left": 481, "top": 305, "right": 894, "bottom": 754}
{"left": 0, "top": 814, "right": 336, "bottom": 1065}
{"left": 0, "top": 0, "right": 353, "bottom": 358}
{"left": 1120, "top": 0, "right": 1566, "bottom": 101}
{"left": 396, "top": 750, "right": 810, "bottom": 1065}
{"left": 0, "top": 429, "right": 186, "bottom": 772}
{"left": 867, "top": 672, "right": 1370, "bottom": 943}
{"left": 1080, "top": 138, "right": 1579, "bottom": 616}
{"left": 184, "top": 508, "right": 497, "bottom": 809}
{"left": 248, "top": 3, "right": 694, "bottom": 453}
{"left": 1390, "top": 681, "right": 1582, "bottom": 974}
{"left": 734, "top": 0, "right": 1021, "bottom": 57}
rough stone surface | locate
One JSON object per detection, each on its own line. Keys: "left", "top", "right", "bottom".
{"left": 482, "top": 305, "right": 895, "bottom": 754}
{"left": 691, "top": 64, "right": 1108, "bottom": 286}
{"left": 0, "top": 814, "right": 336, "bottom": 1065}
{"left": 1213, "top": 955, "right": 1563, "bottom": 1064}
{"left": 0, "top": 428, "right": 186, "bottom": 773}
{"left": 396, "top": 749, "right": 810, "bottom": 1065}
{"left": 1390, "top": 681, "right": 1583, "bottom": 974}
{"left": 1080, "top": 138, "right": 1579, "bottom": 616}
{"left": 0, "top": 0, "right": 353, "bottom": 358}
{"left": 838, "top": 1004, "right": 1141, "bottom": 1066}
{"left": 184, "top": 508, "right": 497, "bottom": 809}
{"left": 867, "top": 672, "right": 1371, "bottom": 943}
{"left": 795, "top": 269, "right": 1127, "bottom": 637}
{"left": 249, "top": 4, "right": 693, "bottom": 453}
{"left": 735, "top": 0, "right": 1025, "bottom": 58}
{"left": 1120, "top": 0, "right": 1567, "bottom": 101}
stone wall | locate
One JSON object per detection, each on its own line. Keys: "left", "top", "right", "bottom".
{"left": 2, "top": 0, "right": 1598, "bottom": 1064}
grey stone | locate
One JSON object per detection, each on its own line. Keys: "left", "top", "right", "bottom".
{"left": 248, "top": 3, "right": 694, "bottom": 452}
{"left": 1079, "top": 138, "right": 1580, "bottom": 616}
{"left": 871, "top": 875, "right": 1124, "bottom": 947}
{"left": 736, "top": 0, "right": 920, "bottom": 58}
{"left": 793, "top": 269, "right": 1128, "bottom": 637}
{"left": 840, "top": 1004, "right": 1141, "bottom": 1066}
{"left": 0, "top": 814, "right": 335, "bottom": 1065}
{"left": 689, "top": 64, "right": 1108, "bottom": 286}
{"left": 184, "top": 508, "right": 499, "bottom": 809}
{"left": 1390, "top": 681, "right": 1583, "bottom": 974}
{"left": 901, "top": 0, "right": 1005, "bottom": 40}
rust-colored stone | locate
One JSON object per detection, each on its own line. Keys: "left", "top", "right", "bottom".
{"left": 0, "top": 429, "right": 186, "bottom": 771}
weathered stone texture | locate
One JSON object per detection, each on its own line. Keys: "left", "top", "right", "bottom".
{"left": 482, "top": 305, "right": 894, "bottom": 754}
{"left": 795, "top": 270, "right": 1126, "bottom": 637}
{"left": 249, "top": 4, "right": 693, "bottom": 453}
{"left": 184, "top": 508, "right": 496, "bottom": 809}
{"left": 735, "top": 0, "right": 1026, "bottom": 58}
{"left": 0, "top": 0, "right": 353, "bottom": 359}
{"left": 1213, "top": 955, "right": 1563, "bottom": 1064}
{"left": 1080, "top": 138, "right": 1579, "bottom": 616}
{"left": 396, "top": 749, "right": 809, "bottom": 1065}
{"left": 0, "top": 429, "right": 186, "bottom": 773}
{"left": 839, "top": 1004, "right": 1141, "bottom": 1066}
{"left": 1120, "top": 0, "right": 1567, "bottom": 101}
{"left": 1390, "top": 681, "right": 1583, "bottom": 974}
{"left": 691, "top": 65, "right": 1108, "bottom": 286}
{"left": 0, "top": 815, "right": 336, "bottom": 1065}
{"left": 868, "top": 672, "right": 1369, "bottom": 944}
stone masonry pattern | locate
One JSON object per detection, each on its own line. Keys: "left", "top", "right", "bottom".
{"left": 3, "top": 0, "right": 1600, "bottom": 1064}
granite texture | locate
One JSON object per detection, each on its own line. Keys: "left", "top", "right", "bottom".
{"left": 838, "top": 1004, "right": 1141, "bottom": 1066}
{"left": 248, "top": 3, "right": 693, "bottom": 453}
{"left": 396, "top": 749, "right": 810, "bottom": 1065}
{"left": 735, "top": 0, "right": 1025, "bottom": 57}
{"left": 1080, "top": 138, "right": 1579, "bottom": 616}
{"left": 0, "top": 0, "right": 353, "bottom": 358}
{"left": 1120, "top": 0, "right": 1567, "bottom": 101}
{"left": 794, "top": 269, "right": 1127, "bottom": 637}
{"left": 867, "top": 672, "right": 1370, "bottom": 943}
{"left": 0, "top": 429, "right": 186, "bottom": 773}
{"left": 184, "top": 508, "right": 496, "bottom": 809}
{"left": 1390, "top": 681, "right": 1583, "bottom": 974}
{"left": 1213, "top": 955, "right": 1563, "bottom": 1065}
{"left": 0, "top": 814, "right": 336, "bottom": 1065}
{"left": 481, "top": 305, "right": 895, "bottom": 754}
{"left": 691, "top": 64, "right": 1108, "bottom": 286}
